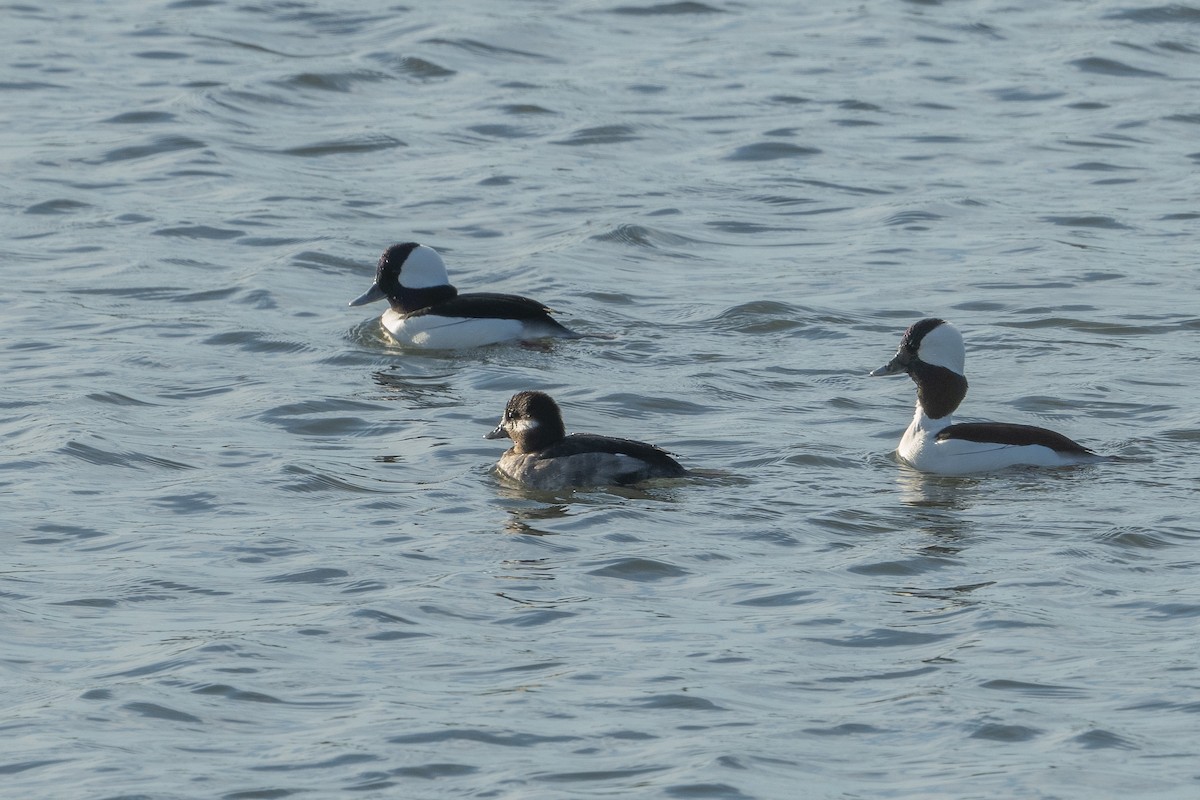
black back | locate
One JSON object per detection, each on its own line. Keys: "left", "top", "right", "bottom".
{"left": 406, "top": 292, "right": 566, "bottom": 325}
{"left": 937, "top": 422, "right": 1093, "bottom": 454}
{"left": 540, "top": 433, "right": 687, "bottom": 477}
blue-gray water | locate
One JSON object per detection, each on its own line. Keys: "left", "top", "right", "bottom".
{"left": 4, "top": 1, "right": 1199, "bottom": 797}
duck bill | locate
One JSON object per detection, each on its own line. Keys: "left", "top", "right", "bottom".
{"left": 484, "top": 423, "right": 509, "bottom": 440}
{"left": 869, "top": 355, "right": 907, "bottom": 377}
{"left": 348, "top": 283, "right": 386, "bottom": 307}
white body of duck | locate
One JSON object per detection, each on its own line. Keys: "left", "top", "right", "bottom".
{"left": 872, "top": 318, "right": 1104, "bottom": 475}
{"left": 350, "top": 243, "right": 581, "bottom": 348}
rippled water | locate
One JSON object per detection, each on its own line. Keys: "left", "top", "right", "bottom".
{"left": 4, "top": 0, "right": 1199, "bottom": 797}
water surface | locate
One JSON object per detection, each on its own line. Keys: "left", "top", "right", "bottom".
{"left": 3, "top": 1, "right": 1199, "bottom": 797}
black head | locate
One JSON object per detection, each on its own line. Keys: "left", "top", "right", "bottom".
{"left": 485, "top": 391, "right": 568, "bottom": 453}
{"left": 871, "top": 317, "right": 967, "bottom": 419}
{"left": 871, "top": 318, "right": 948, "bottom": 377}
{"left": 350, "top": 243, "right": 455, "bottom": 311}
{"left": 378, "top": 242, "right": 454, "bottom": 293}
{"left": 376, "top": 242, "right": 420, "bottom": 283}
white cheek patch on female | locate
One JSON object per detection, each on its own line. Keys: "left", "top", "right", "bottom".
{"left": 509, "top": 417, "right": 540, "bottom": 434}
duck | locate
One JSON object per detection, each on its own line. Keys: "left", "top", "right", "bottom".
{"left": 349, "top": 243, "right": 581, "bottom": 348}
{"left": 484, "top": 391, "right": 689, "bottom": 489}
{"left": 871, "top": 318, "right": 1104, "bottom": 474}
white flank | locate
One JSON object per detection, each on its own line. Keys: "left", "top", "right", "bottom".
{"left": 381, "top": 311, "right": 527, "bottom": 349}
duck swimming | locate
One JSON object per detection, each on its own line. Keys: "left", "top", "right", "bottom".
{"left": 349, "top": 243, "right": 581, "bottom": 348}
{"left": 871, "top": 318, "right": 1104, "bottom": 474}
{"left": 485, "top": 391, "right": 689, "bottom": 490}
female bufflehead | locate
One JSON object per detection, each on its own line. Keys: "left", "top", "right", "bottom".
{"left": 485, "top": 391, "right": 689, "bottom": 490}
{"left": 349, "top": 243, "right": 581, "bottom": 348}
{"left": 871, "top": 318, "right": 1103, "bottom": 475}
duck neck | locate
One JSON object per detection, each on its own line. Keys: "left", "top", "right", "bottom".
{"left": 391, "top": 284, "right": 457, "bottom": 315}
{"left": 911, "top": 362, "right": 967, "bottom": 421}
{"left": 909, "top": 404, "right": 953, "bottom": 437}
{"left": 512, "top": 419, "right": 566, "bottom": 454}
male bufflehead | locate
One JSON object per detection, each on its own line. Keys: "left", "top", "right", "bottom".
{"left": 485, "top": 391, "right": 689, "bottom": 490}
{"left": 871, "top": 318, "right": 1103, "bottom": 475}
{"left": 349, "top": 243, "right": 581, "bottom": 348}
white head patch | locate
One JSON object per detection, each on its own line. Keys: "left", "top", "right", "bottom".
{"left": 918, "top": 322, "right": 965, "bottom": 374}
{"left": 402, "top": 245, "right": 451, "bottom": 289}
{"left": 509, "top": 417, "right": 540, "bottom": 435}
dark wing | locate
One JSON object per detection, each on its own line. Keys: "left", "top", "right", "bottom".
{"left": 409, "top": 292, "right": 560, "bottom": 322}
{"left": 937, "top": 422, "right": 1093, "bottom": 455}
{"left": 543, "top": 434, "right": 688, "bottom": 480}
